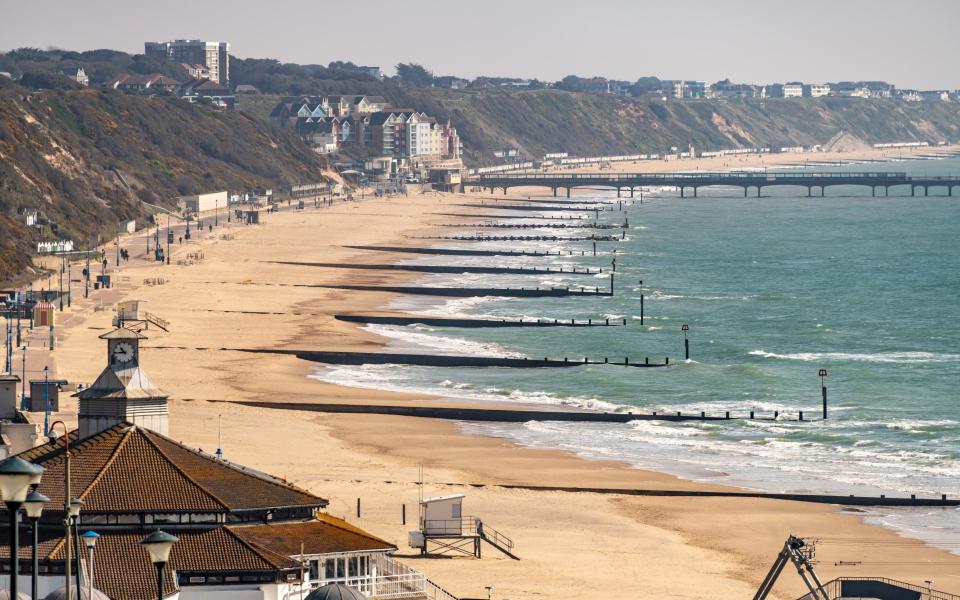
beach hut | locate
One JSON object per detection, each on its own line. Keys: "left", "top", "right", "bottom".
{"left": 33, "top": 301, "right": 55, "bottom": 327}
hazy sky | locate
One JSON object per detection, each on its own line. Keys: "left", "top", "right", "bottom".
{"left": 3, "top": 0, "right": 959, "bottom": 89}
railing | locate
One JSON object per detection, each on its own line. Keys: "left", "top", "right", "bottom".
{"left": 476, "top": 520, "right": 514, "bottom": 552}
{"left": 422, "top": 517, "right": 514, "bottom": 552}
{"left": 302, "top": 554, "right": 433, "bottom": 599}
{"left": 425, "top": 579, "right": 460, "bottom": 600}
{"left": 797, "top": 577, "right": 960, "bottom": 600}
{"left": 422, "top": 516, "right": 478, "bottom": 536}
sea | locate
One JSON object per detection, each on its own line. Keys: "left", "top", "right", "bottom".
{"left": 314, "top": 154, "right": 960, "bottom": 552}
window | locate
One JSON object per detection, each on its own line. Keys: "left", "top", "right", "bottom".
{"left": 309, "top": 560, "right": 319, "bottom": 581}
{"left": 452, "top": 503, "right": 461, "bottom": 519}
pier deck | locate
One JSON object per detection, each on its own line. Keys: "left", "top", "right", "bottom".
{"left": 470, "top": 171, "right": 960, "bottom": 197}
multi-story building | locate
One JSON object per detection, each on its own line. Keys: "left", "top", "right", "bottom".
{"left": 144, "top": 39, "right": 230, "bottom": 85}
{"left": 803, "top": 83, "right": 830, "bottom": 98}
{"left": 662, "top": 80, "right": 708, "bottom": 99}
{"left": 711, "top": 79, "right": 766, "bottom": 98}
{"left": 768, "top": 83, "right": 803, "bottom": 98}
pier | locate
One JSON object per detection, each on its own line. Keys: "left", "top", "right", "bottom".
{"left": 335, "top": 315, "right": 627, "bottom": 327}
{"left": 436, "top": 222, "right": 625, "bottom": 230}
{"left": 468, "top": 171, "right": 960, "bottom": 198}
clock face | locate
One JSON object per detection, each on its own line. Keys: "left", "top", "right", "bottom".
{"left": 113, "top": 342, "right": 136, "bottom": 364}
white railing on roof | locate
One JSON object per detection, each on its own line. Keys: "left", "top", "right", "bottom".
{"left": 307, "top": 554, "right": 443, "bottom": 599}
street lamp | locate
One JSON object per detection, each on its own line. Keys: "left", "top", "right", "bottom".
{"left": 82, "top": 531, "right": 100, "bottom": 598}
{"left": 141, "top": 530, "right": 179, "bottom": 600}
{"left": 0, "top": 456, "right": 45, "bottom": 600}
{"left": 681, "top": 324, "right": 690, "bottom": 360}
{"left": 69, "top": 498, "right": 83, "bottom": 595}
{"left": 819, "top": 369, "right": 829, "bottom": 420}
{"left": 24, "top": 488, "right": 49, "bottom": 600}
{"left": 46, "top": 421, "right": 75, "bottom": 600}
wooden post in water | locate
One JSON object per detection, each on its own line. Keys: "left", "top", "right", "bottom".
{"left": 819, "top": 368, "right": 829, "bottom": 419}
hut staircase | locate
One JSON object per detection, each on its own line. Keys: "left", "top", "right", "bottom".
{"left": 476, "top": 519, "right": 519, "bottom": 560}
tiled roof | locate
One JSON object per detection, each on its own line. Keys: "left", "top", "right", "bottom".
{"left": 0, "top": 528, "right": 301, "bottom": 600}
{"left": 230, "top": 513, "right": 396, "bottom": 556}
{"left": 18, "top": 424, "right": 326, "bottom": 512}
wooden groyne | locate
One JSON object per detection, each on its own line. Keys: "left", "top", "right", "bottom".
{"left": 344, "top": 246, "right": 613, "bottom": 257}
{"left": 456, "top": 204, "right": 607, "bottom": 212}
{"left": 430, "top": 213, "right": 590, "bottom": 221}
{"left": 436, "top": 222, "right": 626, "bottom": 230}
{"left": 273, "top": 262, "right": 602, "bottom": 275}
{"left": 318, "top": 284, "right": 613, "bottom": 297}
{"left": 335, "top": 315, "right": 628, "bottom": 328}
{"left": 416, "top": 234, "right": 623, "bottom": 242}
{"left": 495, "top": 485, "right": 958, "bottom": 508}
{"left": 231, "top": 350, "right": 669, "bottom": 368}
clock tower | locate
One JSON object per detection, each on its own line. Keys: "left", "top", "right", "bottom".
{"left": 76, "top": 327, "right": 169, "bottom": 438}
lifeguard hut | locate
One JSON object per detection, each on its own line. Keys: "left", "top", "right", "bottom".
{"left": 409, "top": 494, "right": 517, "bottom": 559}
{"left": 33, "top": 301, "right": 55, "bottom": 327}
{"left": 112, "top": 300, "right": 169, "bottom": 331}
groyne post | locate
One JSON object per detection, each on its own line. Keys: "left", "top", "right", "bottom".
{"left": 819, "top": 368, "right": 829, "bottom": 419}
{"left": 682, "top": 324, "right": 690, "bottom": 360}
{"left": 639, "top": 280, "right": 644, "bottom": 325}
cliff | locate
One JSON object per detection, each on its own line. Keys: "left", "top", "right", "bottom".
{"left": 399, "top": 89, "right": 960, "bottom": 165}
{"left": 0, "top": 80, "right": 329, "bottom": 283}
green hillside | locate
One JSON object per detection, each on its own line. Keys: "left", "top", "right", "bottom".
{"left": 0, "top": 80, "right": 329, "bottom": 283}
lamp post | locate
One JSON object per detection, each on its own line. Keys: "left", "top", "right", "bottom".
{"left": 682, "top": 324, "right": 690, "bottom": 360}
{"left": 70, "top": 498, "right": 83, "bottom": 596}
{"left": 46, "top": 421, "right": 75, "bottom": 600}
{"left": 20, "top": 347, "right": 27, "bottom": 411}
{"left": 82, "top": 531, "right": 100, "bottom": 599}
{"left": 24, "top": 488, "right": 49, "bottom": 600}
{"left": 0, "top": 456, "right": 45, "bottom": 600}
{"left": 141, "top": 530, "right": 179, "bottom": 600}
{"left": 819, "top": 368, "right": 829, "bottom": 420}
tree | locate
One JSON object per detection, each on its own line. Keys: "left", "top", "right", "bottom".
{"left": 395, "top": 63, "right": 433, "bottom": 88}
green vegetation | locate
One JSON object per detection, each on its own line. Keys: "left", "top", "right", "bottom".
{"left": 396, "top": 89, "right": 960, "bottom": 165}
{"left": 0, "top": 82, "right": 330, "bottom": 283}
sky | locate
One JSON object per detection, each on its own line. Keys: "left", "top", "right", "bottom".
{"left": 2, "top": 0, "right": 959, "bottom": 89}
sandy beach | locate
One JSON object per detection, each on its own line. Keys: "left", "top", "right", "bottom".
{"left": 19, "top": 146, "right": 960, "bottom": 599}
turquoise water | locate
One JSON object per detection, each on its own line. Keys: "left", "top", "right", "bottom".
{"left": 316, "top": 155, "right": 960, "bottom": 545}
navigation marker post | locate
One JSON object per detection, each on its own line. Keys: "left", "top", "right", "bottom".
{"left": 682, "top": 324, "right": 690, "bottom": 360}
{"left": 819, "top": 368, "right": 829, "bottom": 419}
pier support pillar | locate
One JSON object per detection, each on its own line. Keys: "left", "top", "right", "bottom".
{"left": 630, "top": 187, "right": 635, "bottom": 198}
{"left": 807, "top": 186, "right": 812, "bottom": 197}
{"left": 552, "top": 187, "right": 557, "bottom": 197}
{"left": 617, "top": 188, "right": 622, "bottom": 198}
{"left": 912, "top": 185, "right": 916, "bottom": 197}
{"left": 566, "top": 188, "right": 571, "bottom": 198}
{"left": 872, "top": 186, "right": 876, "bottom": 197}
{"left": 951, "top": 186, "right": 955, "bottom": 197}
{"left": 744, "top": 186, "right": 748, "bottom": 198}
{"left": 680, "top": 186, "right": 685, "bottom": 198}
{"left": 693, "top": 187, "right": 698, "bottom": 198}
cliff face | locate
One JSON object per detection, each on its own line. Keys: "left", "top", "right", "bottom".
{"left": 400, "top": 89, "right": 960, "bottom": 164}
{"left": 0, "top": 81, "right": 329, "bottom": 283}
